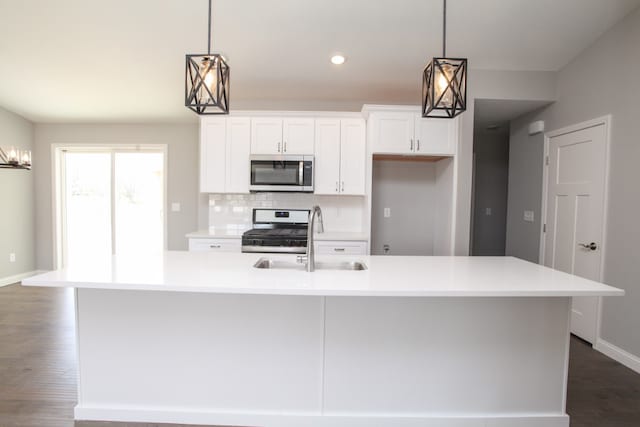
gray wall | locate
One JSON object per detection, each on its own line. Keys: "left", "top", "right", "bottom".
{"left": 507, "top": 7, "right": 640, "bottom": 358}
{"left": 505, "top": 109, "right": 546, "bottom": 262}
{"left": 371, "top": 160, "right": 436, "bottom": 256}
{"left": 34, "top": 124, "right": 200, "bottom": 270}
{"left": 0, "top": 107, "right": 35, "bottom": 280}
{"left": 471, "top": 127, "right": 509, "bottom": 256}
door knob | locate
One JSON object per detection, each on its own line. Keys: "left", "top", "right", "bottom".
{"left": 578, "top": 242, "right": 598, "bottom": 251}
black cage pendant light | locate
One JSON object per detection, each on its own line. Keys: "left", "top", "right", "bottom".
{"left": 422, "top": 0, "right": 467, "bottom": 118}
{"left": 185, "top": 0, "right": 230, "bottom": 114}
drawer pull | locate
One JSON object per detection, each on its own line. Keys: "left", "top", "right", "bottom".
{"left": 334, "top": 248, "right": 346, "bottom": 252}
{"left": 210, "top": 245, "right": 221, "bottom": 249}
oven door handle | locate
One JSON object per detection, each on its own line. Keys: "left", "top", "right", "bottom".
{"left": 299, "top": 161, "right": 304, "bottom": 185}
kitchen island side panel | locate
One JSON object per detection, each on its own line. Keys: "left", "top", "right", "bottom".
{"left": 75, "top": 289, "right": 571, "bottom": 426}
{"left": 76, "top": 289, "right": 325, "bottom": 413}
{"left": 323, "top": 296, "right": 571, "bottom": 415}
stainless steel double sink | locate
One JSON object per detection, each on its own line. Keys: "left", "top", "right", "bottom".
{"left": 253, "top": 257, "right": 367, "bottom": 271}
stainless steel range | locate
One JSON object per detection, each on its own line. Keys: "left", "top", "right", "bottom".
{"left": 241, "top": 209, "right": 310, "bottom": 254}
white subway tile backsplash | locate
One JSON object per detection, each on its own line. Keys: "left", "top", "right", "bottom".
{"left": 208, "top": 193, "right": 366, "bottom": 232}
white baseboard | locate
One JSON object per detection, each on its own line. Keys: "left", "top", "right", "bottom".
{"left": 595, "top": 338, "right": 640, "bottom": 374}
{"left": 75, "top": 406, "right": 569, "bottom": 427}
{"left": 0, "top": 270, "right": 45, "bottom": 288}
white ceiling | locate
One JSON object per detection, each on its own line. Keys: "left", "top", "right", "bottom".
{"left": 0, "top": 0, "right": 638, "bottom": 123}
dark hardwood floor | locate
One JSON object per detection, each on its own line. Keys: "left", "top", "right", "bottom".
{"left": 1, "top": 283, "right": 639, "bottom": 427}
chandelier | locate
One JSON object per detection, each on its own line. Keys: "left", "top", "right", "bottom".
{"left": 0, "top": 147, "right": 31, "bottom": 170}
{"left": 422, "top": 0, "right": 467, "bottom": 118}
{"left": 185, "top": 0, "right": 230, "bottom": 114}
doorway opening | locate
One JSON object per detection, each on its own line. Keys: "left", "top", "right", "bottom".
{"left": 53, "top": 145, "right": 167, "bottom": 269}
{"left": 470, "top": 99, "right": 552, "bottom": 256}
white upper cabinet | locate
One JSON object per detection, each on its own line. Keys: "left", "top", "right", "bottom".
{"left": 413, "top": 114, "right": 457, "bottom": 155}
{"left": 250, "top": 117, "right": 314, "bottom": 155}
{"left": 250, "top": 118, "right": 283, "bottom": 154}
{"left": 340, "top": 119, "right": 366, "bottom": 195}
{"left": 225, "top": 117, "right": 251, "bottom": 193}
{"left": 370, "top": 111, "right": 457, "bottom": 156}
{"left": 372, "top": 113, "right": 415, "bottom": 154}
{"left": 201, "top": 114, "right": 363, "bottom": 195}
{"left": 200, "top": 118, "right": 227, "bottom": 193}
{"left": 314, "top": 119, "right": 342, "bottom": 194}
{"left": 314, "top": 118, "right": 366, "bottom": 196}
{"left": 200, "top": 117, "right": 251, "bottom": 194}
{"left": 283, "top": 118, "right": 315, "bottom": 154}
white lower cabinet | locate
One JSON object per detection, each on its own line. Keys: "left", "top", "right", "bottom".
{"left": 188, "top": 238, "right": 241, "bottom": 252}
{"left": 314, "top": 240, "right": 368, "bottom": 255}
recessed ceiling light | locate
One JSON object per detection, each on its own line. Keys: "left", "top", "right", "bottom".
{"left": 331, "top": 55, "right": 346, "bottom": 65}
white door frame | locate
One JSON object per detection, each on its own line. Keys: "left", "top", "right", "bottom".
{"left": 51, "top": 144, "right": 168, "bottom": 269}
{"left": 539, "top": 115, "right": 612, "bottom": 342}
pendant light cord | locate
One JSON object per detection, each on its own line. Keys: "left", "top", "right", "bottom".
{"left": 207, "top": 0, "right": 212, "bottom": 55}
{"left": 442, "top": 0, "right": 447, "bottom": 57}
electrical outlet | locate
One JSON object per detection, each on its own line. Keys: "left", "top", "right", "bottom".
{"left": 9, "top": 253, "right": 16, "bottom": 263}
{"left": 524, "top": 210, "right": 535, "bottom": 222}
{"left": 485, "top": 207, "right": 492, "bottom": 216}
{"left": 171, "top": 202, "right": 181, "bottom": 212}
{"left": 384, "top": 207, "right": 391, "bottom": 218}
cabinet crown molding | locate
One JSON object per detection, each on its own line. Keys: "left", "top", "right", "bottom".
{"left": 361, "top": 104, "right": 422, "bottom": 118}
{"left": 215, "top": 110, "right": 365, "bottom": 119}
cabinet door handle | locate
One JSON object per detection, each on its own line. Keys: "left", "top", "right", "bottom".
{"left": 336, "top": 181, "right": 339, "bottom": 192}
{"left": 210, "top": 244, "right": 221, "bottom": 249}
{"left": 277, "top": 142, "right": 281, "bottom": 152}
{"left": 410, "top": 139, "right": 414, "bottom": 151}
{"left": 283, "top": 141, "right": 287, "bottom": 152}
{"left": 417, "top": 139, "right": 420, "bottom": 151}
{"left": 341, "top": 181, "right": 344, "bottom": 192}
{"left": 334, "top": 248, "right": 346, "bottom": 252}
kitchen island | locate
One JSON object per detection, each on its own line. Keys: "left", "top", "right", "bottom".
{"left": 23, "top": 252, "right": 623, "bottom": 427}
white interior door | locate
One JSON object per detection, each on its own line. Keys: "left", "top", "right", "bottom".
{"left": 543, "top": 123, "right": 607, "bottom": 344}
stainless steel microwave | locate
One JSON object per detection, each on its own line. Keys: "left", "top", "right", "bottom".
{"left": 249, "top": 155, "right": 314, "bottom": 192}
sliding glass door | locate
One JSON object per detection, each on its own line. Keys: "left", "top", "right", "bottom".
{"left": 59, "top": 147, "right": 165, "bottom": 267}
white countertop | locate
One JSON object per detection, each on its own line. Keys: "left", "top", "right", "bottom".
{"left": 186, "top": 229, "right": 368, "bottom": 241}
{"left": 23, "top": 252, "right": 623, "bottom": 297}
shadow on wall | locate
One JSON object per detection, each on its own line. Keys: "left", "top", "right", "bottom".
{"left": 471, "top": 125, "right": 510, "bottom": 256}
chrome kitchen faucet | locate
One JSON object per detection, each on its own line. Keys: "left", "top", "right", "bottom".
{"left": 297, "top": 205, "right": 324, "bottom": 272}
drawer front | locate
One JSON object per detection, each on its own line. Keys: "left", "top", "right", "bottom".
{"left": 314, "top": 241, "right": 368, "bottom": 255}
{"left": 188, "top": 238, "right": 241, "bottom": 252}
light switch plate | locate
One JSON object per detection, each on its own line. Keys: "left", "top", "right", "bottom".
{"left": 171, "top": 202, "right": 181, "bottom": 212}
{"left": 9, "top": 253, "right": 16, "bottom": 263}
{"left": 524, "top": 210, "right": 535, "bottom": 222}
{"left": 384, "top": 208, "right": 391, "bottom": 218}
